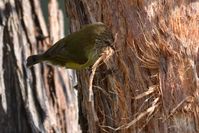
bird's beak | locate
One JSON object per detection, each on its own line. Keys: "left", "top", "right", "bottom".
{"left": 109, "top": 45, "right": 115, "bottom": 51}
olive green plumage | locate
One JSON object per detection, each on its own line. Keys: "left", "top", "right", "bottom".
{"left": 26, "top": 22, "right": 114, "bottom": 69}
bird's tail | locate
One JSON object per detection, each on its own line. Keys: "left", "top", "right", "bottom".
{"left": 26, "top": 54, "right": 44, "bottom": 67}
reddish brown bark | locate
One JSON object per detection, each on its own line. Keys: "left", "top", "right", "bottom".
{"left": 66, "top": 0, "right": 199, "bottom": 133}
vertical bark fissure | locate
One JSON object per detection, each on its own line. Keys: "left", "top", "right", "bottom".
{"left": 0, "top": 0, "right": 80, "bottom": 132}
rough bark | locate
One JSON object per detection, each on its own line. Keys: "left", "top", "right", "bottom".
{"left": 0, "top": 0, "right": 80, "bottom": 132}
{"left": 66, "top": 0, "right": 199, "bottom": 133}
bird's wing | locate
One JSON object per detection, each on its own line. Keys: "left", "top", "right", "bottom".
{"left": 44, "top": 33, "right": 91, "bottom": 66}
{"left": 44, "top": 40, "right": 65, "bottom": 56}
{"left": 45, "top": 42, "right": 89, "bottom": 66}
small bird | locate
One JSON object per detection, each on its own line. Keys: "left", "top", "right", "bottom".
{"left": 26, "top": 22, "right": 114, "bottom": 69}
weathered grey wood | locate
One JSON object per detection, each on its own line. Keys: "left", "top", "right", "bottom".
{"left": 0, "top": 0, "right": 81, "bottom": 132}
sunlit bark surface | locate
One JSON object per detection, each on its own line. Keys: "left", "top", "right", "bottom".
{"left": 0, "top": 0, "right": 80, "bottom": 132}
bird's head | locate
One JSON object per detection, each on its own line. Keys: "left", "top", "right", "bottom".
{"left": 93, "top": 22, "right": 114, "bottom": 48}
{"left": 81, "top": 22, "right": 115, "bottom": 49}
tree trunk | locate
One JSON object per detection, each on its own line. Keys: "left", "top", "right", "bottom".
{"left": 0, "top": 0, "right": 80, "bottom": 132}
{"left": 1, "top": 0, "right": 198, "bottom": 133}
{"left": 66, "top": 0, "right": 199, "bottom": 133}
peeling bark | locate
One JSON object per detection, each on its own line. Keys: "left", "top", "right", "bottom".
{"left": 66, "top": 0, "right": 199, "bottom": 133}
